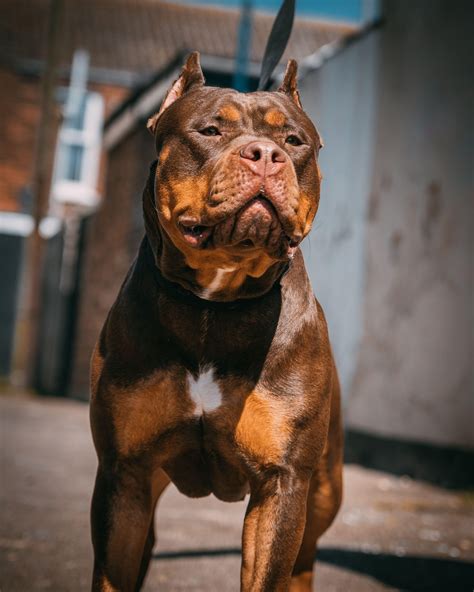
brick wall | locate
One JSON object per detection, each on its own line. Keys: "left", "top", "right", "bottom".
{"left": 0, "top": 67, "right": 41, "bottom": 212}
{"left": 69, "top": 125, "right": 155, "bottom": 398}
{"left": 0, "top": 63, "right": 132, "bottom": 394}
{"left": 0, "top": 64, "right": 128, "bottom": 214}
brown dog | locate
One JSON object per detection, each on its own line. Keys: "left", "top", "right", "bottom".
{"left": 90, "top": 52, "right": 342, "bottom": 592}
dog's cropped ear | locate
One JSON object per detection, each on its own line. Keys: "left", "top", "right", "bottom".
{"left": 147, "top": 52, "right": 205, "bottom": 134}
{"left": 278, "top": 59, "right": 302, "bottom": 109}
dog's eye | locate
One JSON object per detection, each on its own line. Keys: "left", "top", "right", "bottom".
{"left": 200, "top": 126, "right": 221, "bottom": 136}
{"left": 286, "top": 135, "right": 303, "bottom": 146}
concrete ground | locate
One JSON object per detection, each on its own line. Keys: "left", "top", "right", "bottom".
{"left": 1, "top": 393, "right": 473, "bottom": 592}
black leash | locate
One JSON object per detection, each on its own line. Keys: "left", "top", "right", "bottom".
{"left": 257, "top": 0, "right": 296, "bottom": 91}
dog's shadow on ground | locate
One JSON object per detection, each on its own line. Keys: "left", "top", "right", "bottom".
{"left": 153, "top": 546, "right": 474, "bottom": 591}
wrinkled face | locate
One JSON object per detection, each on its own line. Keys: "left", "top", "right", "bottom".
{"left": 152, "top": 84, "right": 322, "bottom": 270}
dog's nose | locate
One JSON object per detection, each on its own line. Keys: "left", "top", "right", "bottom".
{"left": 240, "top": 141, "right": 287, "bottom": 177}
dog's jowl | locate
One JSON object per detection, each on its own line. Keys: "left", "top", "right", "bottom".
{"left": 90, "top": 52, "right": 343, "bottom": 592}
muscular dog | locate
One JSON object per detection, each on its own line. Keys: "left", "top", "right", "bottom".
{"left": 90, "top": 52, "right": 342, "bottom": 592}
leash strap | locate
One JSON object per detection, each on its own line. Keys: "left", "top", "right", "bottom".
{"left": 257, "top": 0, "right": 296, "bottom": 91}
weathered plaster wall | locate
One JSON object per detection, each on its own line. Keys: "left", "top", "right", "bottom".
{"left": 300, "top": 1, "right": 473, "bottom": 448}
{"left": 348, "top": 0, "right": 473, "bottom": 448}
{"left": 299, "top": 31, "right": 379, "bottom": 400}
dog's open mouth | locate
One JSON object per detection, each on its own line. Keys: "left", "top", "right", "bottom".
{"left": 179, "top": 194, "right": 300, "bottom": 255}
{"left": 179, "top": 222, "right": 212, "bottom": 247}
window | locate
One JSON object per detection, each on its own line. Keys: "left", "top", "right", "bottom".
{"left": 50, "top": 51, "right": 104, "bottom": 211}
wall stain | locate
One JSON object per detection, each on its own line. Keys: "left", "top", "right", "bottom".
{"left": 389, "top": 230, "right": 403, "bottom": 263}
{"left": 368, "top": 191, "right": 379, "bottom": 222}
{"left": 421, "top": 181, "right": 442, "bottom": 240}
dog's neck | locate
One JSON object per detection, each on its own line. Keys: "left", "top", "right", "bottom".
{"left": 142, "top": 161, "right": 289, "bottom": 303}
{"left": 144, "top": 231, "right": 288, "bottom": 303}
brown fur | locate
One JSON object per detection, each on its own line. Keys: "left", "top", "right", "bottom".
{"left": 90, "top": 53, "right": 342, "bottom": 591}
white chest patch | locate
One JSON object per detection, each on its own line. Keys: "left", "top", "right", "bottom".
{"left": 200, "top": 267, "right": 236, "bottom": 300}
{"left": 187, "top": 366, "right": 223, "bottom": 415}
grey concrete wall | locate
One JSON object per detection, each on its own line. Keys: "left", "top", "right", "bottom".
{"left": 299, "top": 31, "right": 379, "bottom": 400}
{"left": 348, "top": 0, "right": 473, "bottom": 448}
{"left": 300, "top": 0, "right": 473, "bottom": 448}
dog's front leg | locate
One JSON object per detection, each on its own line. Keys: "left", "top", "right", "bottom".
{"left": 90, "top": 462, "right": 155, "bottom": 592}
{"left": 241, "top": 470, "right": 310, "bottom": 592}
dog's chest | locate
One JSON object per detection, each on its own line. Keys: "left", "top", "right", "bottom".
{"left": 186, "top": 366, "right": 223, "bottom": 414}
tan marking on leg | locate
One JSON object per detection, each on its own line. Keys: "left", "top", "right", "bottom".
{"left": 100, "top": 470, "right": 153, "bottom": 591}
{"left": 135, "top": 468, "right": 170, "bottom": 590}
{"left": 242, "top": 475, "right": 310, "bottom": 590}
{"left": 111, "top": 372, "right": 192, "bottom": 457}
{"left": 235, "top": 391, "right": 291, "bottom": 465}
{"left": 291, "top": 366, "right": 343, "bottom": 591}
{"left": 241, "top": 499, "right": 259, "bottom": 589}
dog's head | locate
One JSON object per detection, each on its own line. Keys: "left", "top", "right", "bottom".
{"left": 146, "top": 52, "right": 322, "bottom": 297}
